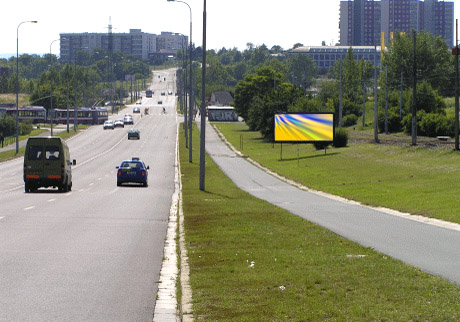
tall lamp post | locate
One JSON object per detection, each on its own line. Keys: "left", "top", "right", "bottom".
{"left": 199, "top": 0, "right": 206, "bottom": 190}
{"left": 49, "top": 39, "right": 60, "bottom": 137}
{"left": 168, "top": 0, "right": 193, "bottom": 161}
{"left": 16, "top": 20, "right": 37, "bottom": 153}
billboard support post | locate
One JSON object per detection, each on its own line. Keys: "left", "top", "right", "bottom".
{"left": 297, "top": 143, "right": 299, "bottom": 167}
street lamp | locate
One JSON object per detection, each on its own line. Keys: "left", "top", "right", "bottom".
{"left": 16, "top": 20, "right": 37, "bottom": 154}
{"left": 49, "top": 38, "right": 60, "bottom": 137}
{"left": 199, "top": 0, "right": 206, "bottom": 191}
{"left": 168, "top": 0, "right": 193, "bottom": 162}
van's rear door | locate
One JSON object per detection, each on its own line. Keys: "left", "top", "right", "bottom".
{"left": 25, "top": 140, "right": 45, "bottom": 180}
{"left": 43, "top": 140, "right": 62, "bottom": 181}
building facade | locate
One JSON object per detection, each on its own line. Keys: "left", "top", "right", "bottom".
{"left": 289, "top": 46, "right": 382, "bottom": 70}
{"left": 340, "top": 0, "right": 454, "bottom": 46}
{"left": 60, "top": 30, "right": 187, "bottom": 63}
{"left": 340, "top": 0, "right": 381, "bottom": 46}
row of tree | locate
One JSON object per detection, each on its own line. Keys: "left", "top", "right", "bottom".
{"left": 0, "top": 50, "right": 151, "bottom": 109}
{"left": 192, "top": 32, "right": 457, "bottom": 141}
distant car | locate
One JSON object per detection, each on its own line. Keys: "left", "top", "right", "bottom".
{"left": 161, "top": 92, "right": 166, "bottom": 96}
{"left": 133, "top": 106, "right": 141, "bottom": 114}
{"left": 168, "top": 90, "right": 173, "bottom": 95}
{"left": 103, "top": 120, "right": 114, "bottom": 130}
{"left": 158, "top": 100, "right": 163, "bottom": 105}
{"left": 123, "top": 115, "right": 133, "bottom": 125}
{"left": 128, "top": 128, "right": 140, "bottom": 140}
{"left": 114, "top": 120, "right": 124, "bottom": 128}
{"left": 136, "top": 101, "right": 142, "bottom": 105}
{"left": 116, "top": 157, "right": 149, "bottom": 187}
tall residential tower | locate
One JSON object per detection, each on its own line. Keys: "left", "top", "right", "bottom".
{"left": 340, "top": 0, "right": 454, "bottom": 46}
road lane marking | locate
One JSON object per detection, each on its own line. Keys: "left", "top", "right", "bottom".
{"left": 0, "top": 217, "right": 4, "bottom": 221}
{"left": 24, "top": 206, "right": 35, "bottom": 211}
{"left": 108, "top": 188, "right": 119, "bottom": 195}
{"left": 89, "top": 183, "right": 94, "bottom": 186}
{"left": 47, "top": 198, "right": 56, "bottom": 203}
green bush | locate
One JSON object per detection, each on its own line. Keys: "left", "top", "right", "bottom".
{"left": 19, "top": 120, "right": 33, "bottom": 136}
{"left": 334, "top": 128, "right": 348, "bottom": 148}
{"left": 378, "top": 107, "right": 402, "bottom": 133}
{"left": 313, "top": 141, "right": 331, "bottom": 150}
{"left": 402, "top": 111, "right": 454, "bottom": 138}
{"left": 342, "top": 114, "right": 358, "bottom": 127}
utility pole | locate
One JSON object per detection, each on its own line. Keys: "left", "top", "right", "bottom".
{"left": 374, "top": 45, "right": 379, "bottom": 143}
{"left": 199, "top": 0, "right": 207, "bottom": 191}
{"left": 455, "top": 19, "right": 459, "bottom": 151}
{"left": 384, "top": 65, "right": 389, "bottom": 134}
{"left": 399, "top": 70, "right": 403, "bottom": 126}
{"left": 362, "top": 67, "right": 366, "bottom": 128}
{"left": 339, "top": 60, "right": 343, "bottom": 127}
{"left": 411, "top": 30, "right": 417, "bottom": 146}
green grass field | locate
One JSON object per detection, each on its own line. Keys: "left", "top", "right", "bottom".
{"left": 180, "top": 124, "right": 460, "bottom": 321}
{"left": 215, "top": 122, "right": 460, "bottom": 224}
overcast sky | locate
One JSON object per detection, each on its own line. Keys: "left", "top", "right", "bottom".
{"left": 1, "top": 0, "right": 460, "bottom": 56}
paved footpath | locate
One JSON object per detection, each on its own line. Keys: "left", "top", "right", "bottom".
{"left": 202, "top": 120, "right": 460, "bottom": 285}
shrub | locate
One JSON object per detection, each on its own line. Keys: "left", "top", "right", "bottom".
{"left": 342, "top": 114, "right": 358, "bottom": 127}
{"left": 402, "top": 111, "right": 454, "bottom": 138}
{"left": 19, "top": 120, "right": 33, "bottom": 136}
{"left": 378, "top": 107, "right": 402, "bottom": 133}
{"left": 334, "top": 127, "right": 348, "bottom": 148}
{"left": 313, "top": 141, "right": 331, "bottom": 150}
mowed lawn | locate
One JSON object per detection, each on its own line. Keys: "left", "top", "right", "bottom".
{"left": 215, "top": 122, "right": 460, "bottom": 224}
{"left": 180, "top": 124, "right": 460, "bottom": 321}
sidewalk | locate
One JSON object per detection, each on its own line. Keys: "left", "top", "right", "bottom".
{"left": 199, "top": 119, "right": 460, "bottom": 285}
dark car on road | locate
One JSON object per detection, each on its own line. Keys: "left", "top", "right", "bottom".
{"left": 116, "top": 157, "right": 149, "bottom": 187}
{"left": 128, "top": 128, "right": 140, "bottom": 140}
{"left": 133, "top": 106, "right": 141, "bottom": 114}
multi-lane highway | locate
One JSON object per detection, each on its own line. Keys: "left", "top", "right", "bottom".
{"left": 0, "top": 69, "right": 178, "bottom": 321}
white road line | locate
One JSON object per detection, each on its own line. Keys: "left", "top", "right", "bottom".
{"left": 47, "top": 199, "right": 56, "bottom": 203}
{"left": 89, "top": 183, "right": 94, "bottom": 186}
{"left": 24, "top": 206, "right": 35, "bottom": 211}
{"left": 0, "top": 217, "right": 4, "bottom": 221}
{"left": 108, "top": 188, "right": 119, "bottom": 194}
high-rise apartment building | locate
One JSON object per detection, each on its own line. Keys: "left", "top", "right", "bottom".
{"left": 60, "top": 30, "right": 187, "bottom": 63}
{"left": 339, "top": 0, "right": 454, "bottom": 46}
{"left": 340, "top": 0, "right": 381, "bottom": 46}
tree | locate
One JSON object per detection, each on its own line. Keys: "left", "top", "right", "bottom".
{"left": 385, "top": 32, "right": 453, "bottom": 96}
{"left": 234, "top": 66, "right": 282, "bottom": 125}
{"left": 287, "top": 53, "right": 317, "bottom": 90}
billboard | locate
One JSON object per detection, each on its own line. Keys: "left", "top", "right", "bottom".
{"left": 274, "top": 113, "right": 335, "bottom": 143}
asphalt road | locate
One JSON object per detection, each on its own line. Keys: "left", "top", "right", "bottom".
{"left": 202, "top": 120, "right": 460, "bottom": 285}
{"left": 0, "top": 69, "right": 178, "bottom": 322}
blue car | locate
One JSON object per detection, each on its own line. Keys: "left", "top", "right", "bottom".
{"left": 116, "top": 157, "right": 149, "bottom": 187}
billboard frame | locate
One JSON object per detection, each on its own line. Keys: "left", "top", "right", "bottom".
{"left": 274, "top": 112, "right": 335, "bottom": 144}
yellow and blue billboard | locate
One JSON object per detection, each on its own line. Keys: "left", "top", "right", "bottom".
{"left": 274, "top": 113, "right": 335, "bottom": 143}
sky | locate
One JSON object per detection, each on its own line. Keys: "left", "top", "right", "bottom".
{"left": 1, "top": 0, "right": 460, "bottom": 57}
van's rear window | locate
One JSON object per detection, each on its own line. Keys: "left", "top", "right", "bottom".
{"left": 28, "top": 146, "right": 43, "bottom": 160}
{"left": 45, "top": 146, "right": 60, "bottom": 160}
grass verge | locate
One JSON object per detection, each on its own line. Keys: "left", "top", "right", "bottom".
{"left": 180, "top": 124, "right": 460, "bottom": 321}
{"left": 216, "top": 122, "right": 460, "bottom": 224}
